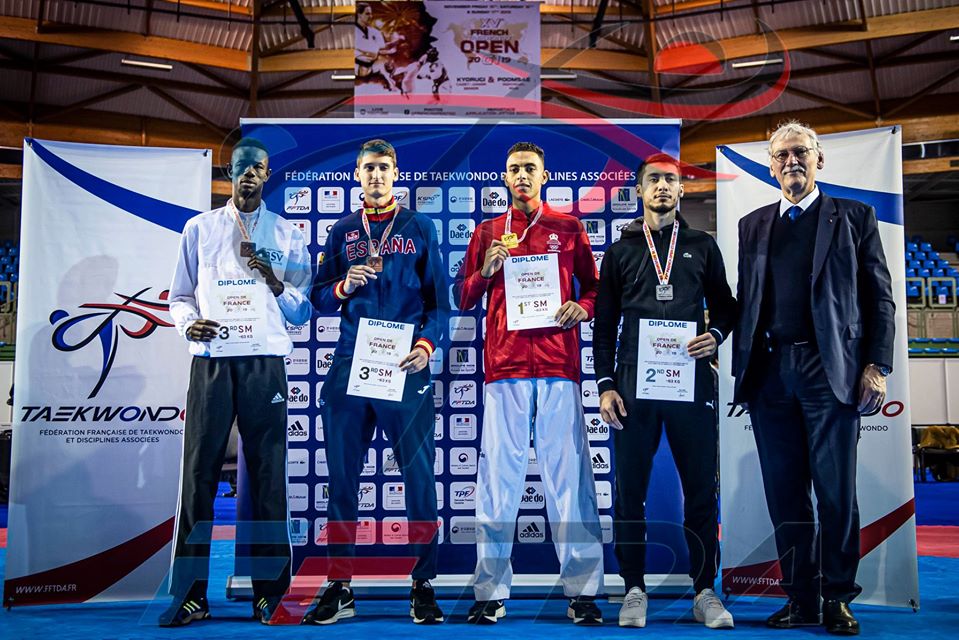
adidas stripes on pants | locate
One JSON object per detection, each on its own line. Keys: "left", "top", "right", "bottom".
{"left": 473, "top": 378, "right": 604, "bottom": 601}
{"left": 170, "top": 355, "right": 291, "bottom": 601}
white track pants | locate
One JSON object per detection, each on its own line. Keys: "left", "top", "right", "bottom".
{"left": 472, "top": 378, "right": 604, "bottom": 600}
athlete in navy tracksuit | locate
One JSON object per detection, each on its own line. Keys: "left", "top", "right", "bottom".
{"left": 304, "top": 139, "right": 449, "bottom": 625}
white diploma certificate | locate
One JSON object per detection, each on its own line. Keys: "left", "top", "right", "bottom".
{"left": 348, "top": 317, "right": 414, "bottom": 401}
{"left": 637, "top": 318, "right": 696, "bottom": 402}
{"left": 503, "top": 253, "right": 563, "bottom": 331}
{"left": 207, "top": 278, "right": 269, "bottom": 357}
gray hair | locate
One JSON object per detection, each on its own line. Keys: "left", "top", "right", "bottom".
{"left": 768, "top": 119, "right": 822, "bottom": 156}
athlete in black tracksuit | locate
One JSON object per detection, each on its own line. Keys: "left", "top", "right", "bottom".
{"left": 593, "top": 214, "right": 736, "bottom": 596}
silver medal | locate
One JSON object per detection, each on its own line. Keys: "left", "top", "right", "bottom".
{"left": 656, "top": 284, "right": 674, "bottom": 301}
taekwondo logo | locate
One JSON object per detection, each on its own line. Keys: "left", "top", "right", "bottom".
{"left": 450, "top": 381, "right": 476, "bottom": 407}
{"left": 50, "top": 287, "right": 174, "bottom": 399}
{"left": 284, "top": 187, "right": 312, "bottom": 213}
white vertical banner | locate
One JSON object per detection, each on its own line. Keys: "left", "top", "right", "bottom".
{"left": 716, "top": 127, "right": 918, "bottom": 608}
{"left": 4, "top": 139, "right": 210, "bottom": 606}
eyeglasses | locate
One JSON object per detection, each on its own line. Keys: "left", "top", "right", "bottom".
{"left": 771, "top": 146, "right": 813, "bottom": 164}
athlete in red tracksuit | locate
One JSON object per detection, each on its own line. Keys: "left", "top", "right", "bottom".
{"left": 455, "top": 142, "right": 605, "bottom": 625}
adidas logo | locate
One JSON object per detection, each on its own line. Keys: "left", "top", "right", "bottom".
{"left": 271, "top": 392, "right": 285, "bottom": 404}
{"left": 519, "top": 521, "right": 543, "bottom": 539}
{"left": 592, "top": 453, "right": 606, "bottom": 465}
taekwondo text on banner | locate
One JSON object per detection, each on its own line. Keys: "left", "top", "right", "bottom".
{"left": 5, "top": 140, "right": 210, "bottom": 606}
{"left": 715, "top": 127, "right": 919, "bottom": 608}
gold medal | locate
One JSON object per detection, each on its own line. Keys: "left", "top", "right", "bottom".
{"left": 501, "top": 232, "right": 519, "bottom": 249}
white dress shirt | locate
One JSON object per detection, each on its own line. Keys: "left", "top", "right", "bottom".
{"left": 779, "top": 185, "right": 821, "bottom": 218}
{"left": 169, "top": 203, "right": 312, "bottom": 357}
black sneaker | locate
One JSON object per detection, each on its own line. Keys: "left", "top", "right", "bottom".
{"left": 157, "top": 595, "right": 210, "bottom": 627}
{"left": 253, "top": 595, "right": 282, "bottom": 625}
{"left": 567, "top": 596, "right": 603, "bottom": 625}
{"left": 302, "top": 582, "right": 355, "bottom": 625}
{"left": 410, "top": 580, "right": 444, "bottom": 624}
{"left": 467, "top": 599, "right": 505, "bottom": 625}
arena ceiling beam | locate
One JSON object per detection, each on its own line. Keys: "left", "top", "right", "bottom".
{"left": 3, "top": 6, "right": 957, "bottom": 73}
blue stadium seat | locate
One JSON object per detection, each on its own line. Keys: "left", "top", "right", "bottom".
{"left": 908, "top": 260, "right": 921, "bottom": 269}
{"left": 914, "top": 251, "right": 926, "bottom": 261}
{"left": 913, "top": 337, "right": 932, "bottom": 343}
{"left": 924, "top": 260, "right": 937, "bottom": 269}
{"left": 943, "top": 348, "right": 959, "bottom": 355}
{"left": 934, "top": 268, "right": 947, "bottom": 277}
{"left": 907, "top": 242, "right": 919, "bottom": 252}
{"left": 921, "top": 242, "right": 933, "bottom": 252}
{"left": 919, "top": 269, "right": 932, "bottom": 278}
{"left": 924, "top": 347, "right": 943, "bottom": 354}
{"left": 907, "top": 285, "right": 920, "bottom": 297}
{"left": 931, "top": 338, "right": 951, "bottom": 344}
{"left": 906, "top": 268, "right": 916, "bottom": 278}
{"left": 938, "top": 260, "right": 950, "bottom": 269}
{"left": 909, "top": 348, "right": 923, "bottom": 355}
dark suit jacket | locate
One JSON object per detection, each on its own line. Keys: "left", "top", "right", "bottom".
{"left": 732, "top": 192, "right": 895, "bottom": 405}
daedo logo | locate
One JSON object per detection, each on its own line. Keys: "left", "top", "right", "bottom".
{"left": 50, "top": 287, "right": 174, "bottom": 399}
{"left": 448, "top": 220, "right": 475, "bottom": 246}
{"left": 481, "top": 187, "right": 508, "bottom": 213}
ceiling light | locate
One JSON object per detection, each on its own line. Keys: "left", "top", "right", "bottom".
{"left": 730, "top": 58, "right": 783, "bottom": 69}
{"left": 331, "top": 72, "right": 356, "bottom": 81}
{"left": 951, "top": 35, "right": 959, "bottom": 42}
{"left": 541, "top": 72, "right": 578, "bottom": 81}
{"left": 121, "top": 58, "right": 173, "bottom": 71}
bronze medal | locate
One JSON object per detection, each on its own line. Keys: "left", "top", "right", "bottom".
{"left": 240, "top": 241, "right": 257, "bottom": 258}
{"left": 367, "top": 255, "right": 384, "bottom": 272}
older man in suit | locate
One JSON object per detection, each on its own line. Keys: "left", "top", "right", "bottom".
{"left": 732, "top": 121, "right": 895, "bottom": 636}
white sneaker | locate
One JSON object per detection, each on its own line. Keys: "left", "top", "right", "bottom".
{"left": 619, "top": 587, "right": 648, "bottom": 628}
{"left": 693, "top": 588, "right": 734, "bottom": 629}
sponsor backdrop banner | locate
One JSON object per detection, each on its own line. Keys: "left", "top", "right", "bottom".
{"left": 5, "top": 140, "right": 210, "bottom": 606}
{"left": 354, "top": 1, "right": 540, "bottom": 118}
{"left": 242, "top": 118, "right": 689, "bottom": 585}
{"left": 716, "top": 127, "right": 919, "bottom": 608}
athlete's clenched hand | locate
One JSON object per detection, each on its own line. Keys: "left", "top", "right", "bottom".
{"left": 480, "top": 240, "right": 510, "bottom": 278}
{"left": 343, "top": 265, "right": 378, "bottom": 295}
